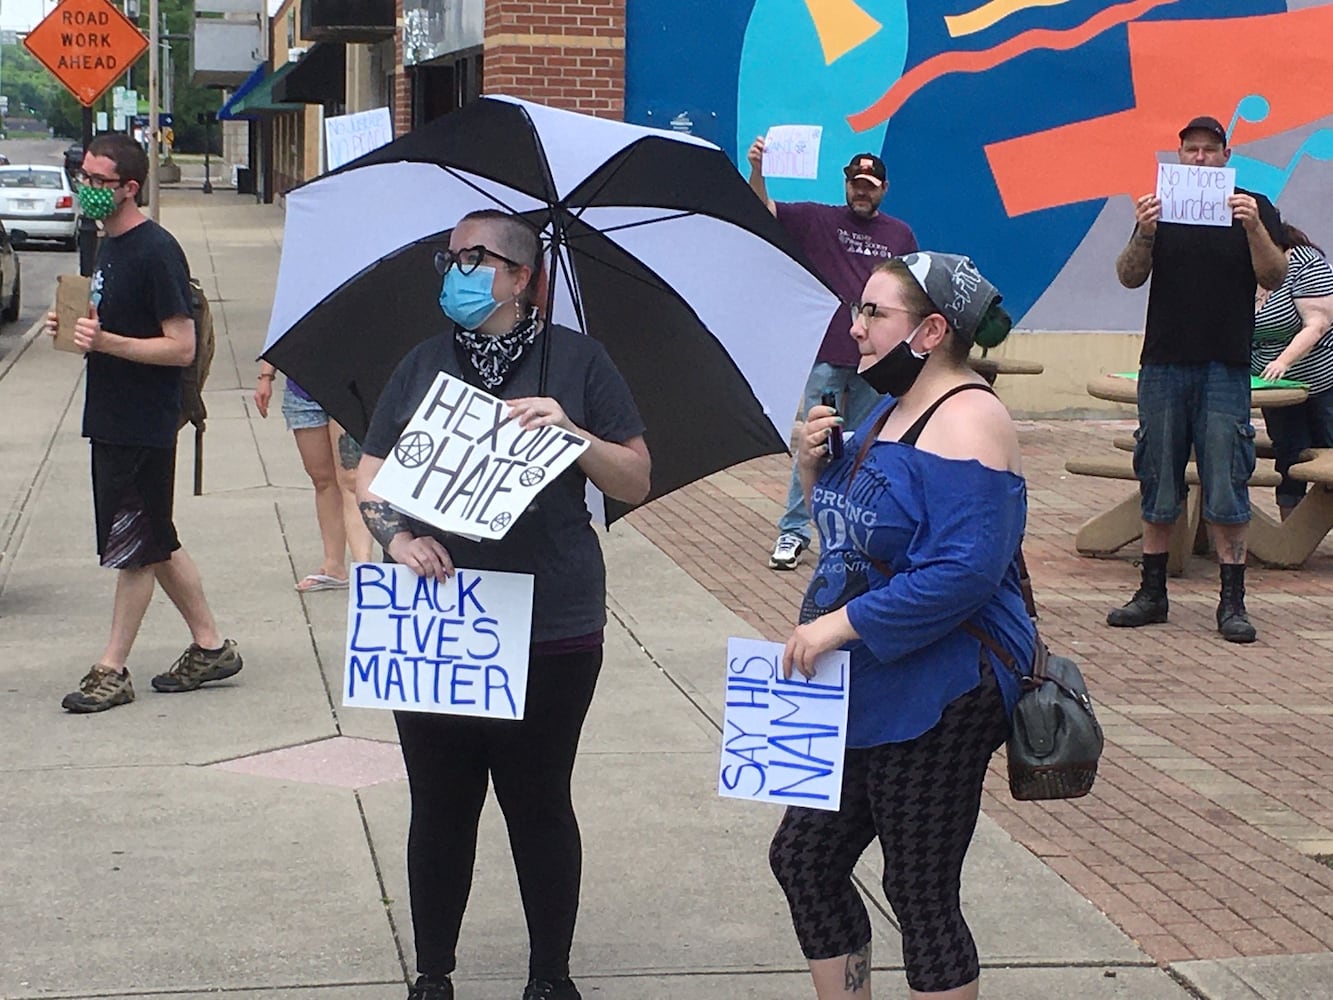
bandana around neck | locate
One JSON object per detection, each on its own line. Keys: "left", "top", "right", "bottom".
{"left": 454, "top": 312, "right": 542, "bottom": 390}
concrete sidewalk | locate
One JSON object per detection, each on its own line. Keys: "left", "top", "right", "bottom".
{"left": 0, "top": 188, "right": 1326, "bottom": 999}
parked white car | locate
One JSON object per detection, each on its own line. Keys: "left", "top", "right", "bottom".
{"left": 0, "top": 220, "right": 22, "bottom": 323}
{"left": 0, "top": 165, "right": 78, "bottom": 249}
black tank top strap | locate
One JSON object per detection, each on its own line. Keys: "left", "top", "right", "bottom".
{"left": 898, "top": 382, "right": 995, "bottom": 447}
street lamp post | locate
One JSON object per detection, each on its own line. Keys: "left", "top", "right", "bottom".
{"left": 199, "top": 111, "right": 214, "bottom": 194}
{"left": 147, "top": 0, "right": 159, "bottom": 220}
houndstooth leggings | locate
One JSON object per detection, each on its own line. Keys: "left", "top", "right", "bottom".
{"left": 768, "top": 659, "right": 1010, "bottom": 993}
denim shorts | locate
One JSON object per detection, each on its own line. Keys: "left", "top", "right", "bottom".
{"left": 1133, "top": 363, "right": 1255, "bottom": 525}
{"left": 281, "top": 383, "right": 330, "bottom": 432}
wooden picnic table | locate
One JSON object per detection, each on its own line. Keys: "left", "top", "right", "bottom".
{"left": 1086, "top": 372, "right": 1308, "bottom": 408}
{"left": 970, "top": 356, "right": 1044, "bottom": 381}
{"left": 1072, "top": 373, "right": 1310, "bottom": 573}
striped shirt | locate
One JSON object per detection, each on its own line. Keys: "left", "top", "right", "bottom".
{"left": 1252, "top": 244, "right": 1333, "bottom": 393}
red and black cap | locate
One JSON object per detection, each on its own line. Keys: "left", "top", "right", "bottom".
{"left": 843, "top": 153, "right": 886, "bottom": 187}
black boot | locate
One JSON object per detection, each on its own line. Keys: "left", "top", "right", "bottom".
{"left": 1217, "top": 563, "right": 1257, "bottom": 643}
{"left": 1107, "top": 552, "right": 1169, "bottom": 627}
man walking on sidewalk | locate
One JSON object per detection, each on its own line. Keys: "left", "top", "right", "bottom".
{"left": 745, "top": 137, "right": 916, "bottom": 569}
{"left": 1108, "top": 115, "right": 1285, "bottom": 643}
{"left": 50, "top": 134, "right": 241, "bottom": 713}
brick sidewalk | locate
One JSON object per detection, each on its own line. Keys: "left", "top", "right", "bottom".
{"left": 626, "top": 416, "right": 1333, "bottom": 965}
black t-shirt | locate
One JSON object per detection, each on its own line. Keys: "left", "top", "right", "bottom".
{"left": 82, "top": 219, "right": 193, "bottom": 448}
{"left": 1141, "top": 189, "right": 1282, "bottom": 367}
{"left": 363, "top": 324, "right": 646, "bottom": 643}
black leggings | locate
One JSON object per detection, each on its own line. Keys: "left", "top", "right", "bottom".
{"left": 394, "top": 646, "right": 602, "bottom": 981}
{"left": 769, "top": 659, "right": 1009, "bottom": 993}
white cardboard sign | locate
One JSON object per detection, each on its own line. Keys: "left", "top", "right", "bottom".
{"left": 717, "top": 637, "right": 851, "bottom": 811}
{"left": 1156, "top": 162, "right": 1235, "bottom": 227}
{"left": 762, "top": 124, "right": 823, "bottom": 180}
{"left": 324, "top": 107, "right": 393, "bottom": 171}
{"left": 343, "top": 563, "right": 534, "bottom": 719}
{"left": 369, "top": 372, "right": 590, "bottom": 541}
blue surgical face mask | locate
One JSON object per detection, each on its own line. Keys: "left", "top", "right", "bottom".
{"left": 439, "top": 264, "right": 503, "bottom": 330}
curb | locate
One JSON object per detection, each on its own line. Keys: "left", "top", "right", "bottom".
{"left": 0, "top": 315, "right": 50, "bottom": 384}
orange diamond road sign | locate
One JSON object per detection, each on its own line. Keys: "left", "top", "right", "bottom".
{"left": 23, "top": 0, "right": 149, "bottom": 107}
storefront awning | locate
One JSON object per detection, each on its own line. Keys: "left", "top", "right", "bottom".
{"left": 272, "top": 43, "right": 346, "bottom": 105}
{"left": 225, "top": 61, "right": 305, "bottom": 118}
{"left": 217, "top": 63, "right": 266, "bottom": 121}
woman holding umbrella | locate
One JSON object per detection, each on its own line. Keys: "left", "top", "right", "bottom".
{"left": 355, "top": 209, "right": 651, "bottom": 1000}
{"left": 770, "top": 252, "right": 1036, "bottom": 1000}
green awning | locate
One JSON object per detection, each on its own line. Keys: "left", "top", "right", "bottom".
{"left": 228, "top": 60, "right": 305, "bottom": 116}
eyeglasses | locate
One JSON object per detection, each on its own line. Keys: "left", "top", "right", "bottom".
{"left": 74, "top": 171, "right": 123, "bottom": 189}
{"left": 849, "top": 301, "right": 923, "bottom": 323}
{"left": 433, "top": 245, "right": 522, "bottom": 276}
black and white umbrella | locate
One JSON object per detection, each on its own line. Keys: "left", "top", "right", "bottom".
{"left": 262, "top": 95, "right": 839, "bottom": 521}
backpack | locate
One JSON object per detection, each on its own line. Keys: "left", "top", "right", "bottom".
{"left": 178, "top": 277, "right": 215, "bottom": 431}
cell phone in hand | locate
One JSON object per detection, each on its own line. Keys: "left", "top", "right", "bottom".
{"left": 820, "top": 390, "right": 844, "bottom": 459}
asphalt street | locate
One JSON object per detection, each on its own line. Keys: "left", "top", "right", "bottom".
{"left": 0, "top": 136, "right": 81, "bottom": 362}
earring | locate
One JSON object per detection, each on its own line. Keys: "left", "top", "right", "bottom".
{"left": 515, "top": 299, "right": 522, "bottom": 326}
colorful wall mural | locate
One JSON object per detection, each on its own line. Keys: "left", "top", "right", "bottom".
{"left": 625, "top": 1, "right": 1333, "bottom": 331}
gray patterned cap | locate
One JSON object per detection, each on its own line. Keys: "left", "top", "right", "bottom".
{"left": 899, "top": 251, "right": 1003, "bottom": 343}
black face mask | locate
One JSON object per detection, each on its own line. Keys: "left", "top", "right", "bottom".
{"left": 859, "top": 340, "right": 929, "bottom": 397}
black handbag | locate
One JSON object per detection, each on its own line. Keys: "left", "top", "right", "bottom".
{"left": 859, "top": 546, "right": 1104, "bottom": 800}
{"left": 965, "top": 624, "right": 1104, "bottom": 801}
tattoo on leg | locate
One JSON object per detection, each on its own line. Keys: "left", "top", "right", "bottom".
{"left": 358, "top": 500, "right": 409, "bottom": 550}
{"left": 844, "top": 943, "right": 870, "bottom": 992}
{"left": 337, "top": 432, "right": 362, "bottom": 471}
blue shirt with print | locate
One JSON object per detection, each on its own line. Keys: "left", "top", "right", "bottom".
{"left": 800, "top": 398, "right": 1035, "bottom": 747}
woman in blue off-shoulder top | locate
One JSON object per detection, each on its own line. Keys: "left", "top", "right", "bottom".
{"left": 770, "top": 252, "right": 1037, "bottom": 1000}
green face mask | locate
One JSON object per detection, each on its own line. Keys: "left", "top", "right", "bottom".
{"left": 77, "top": 184, "right": 117, "bottom": 220}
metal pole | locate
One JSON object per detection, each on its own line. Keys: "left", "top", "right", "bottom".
{"left": 147, "top": 0, "right": 159, "bottom": 220}
{"left": 162, "top": 14, "right": 172, "bottom": 119}
{"left": 77, "top": 106, "right": 97, "bottom": 276}
{"left": 202, "top": 115, "right": 212, "bottom": 193}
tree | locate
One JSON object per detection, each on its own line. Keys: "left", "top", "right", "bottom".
{"left": 1, "top": 0, "right": 223, "bottom": 151}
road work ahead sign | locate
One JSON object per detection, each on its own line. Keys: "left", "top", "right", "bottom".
{"left": 24, "top": 0, "right": 148, "bottom": 107}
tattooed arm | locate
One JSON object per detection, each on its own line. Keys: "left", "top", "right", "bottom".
{"left": 1116, "top": 193, "right": 1160, "bottom": 289}
{"left": 358, "top": 499, "right": 410, "bottom": 551}
{"left": 356, "top": 453, "right": 455, "bottom": 580}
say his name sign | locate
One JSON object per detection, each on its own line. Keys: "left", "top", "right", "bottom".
{"left": 370, "top": 373, "right": 590, "bottom": 541}
{"left": 1155, "top": 162, "right": 1235, "bottom": 227}
{"left": 718, "top": 638, "right": 851, "bottom": 812}
{"left": 343, "top": 563, "right": 534, "bottom": 719}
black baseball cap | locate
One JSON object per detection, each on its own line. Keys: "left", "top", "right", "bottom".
{"left": 1178, "top": 115, "right": 1227, "bottom": 145}
{"left": 843, "top": 153, "right": 886, "bottom": 187}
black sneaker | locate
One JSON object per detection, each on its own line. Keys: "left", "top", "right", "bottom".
{"left": 151, "top": 639, "right": 243, "bottom": 693}
{"left": 61, "top": 665, "right": 135, "bottom": 713}
{"left": 522, "top": 979, "right": 581, "bottom": 1000}
{"left": 406, "top": 974, "right": 453, "bottom": 1000}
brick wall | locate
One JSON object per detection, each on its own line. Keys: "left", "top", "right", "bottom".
{"left": 393, "top": 0, "right": 412, "bottom": 136}
{"left": 483, "top": 1, "right": 626, "bottom": 119}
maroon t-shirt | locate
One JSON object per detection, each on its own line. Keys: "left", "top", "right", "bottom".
{"left": 775, "top": 201, "right": 917, "bottom": 367}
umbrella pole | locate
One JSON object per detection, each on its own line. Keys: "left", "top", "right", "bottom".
{"left": 539, "top": 225, "right": 564, "bottom": 394}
